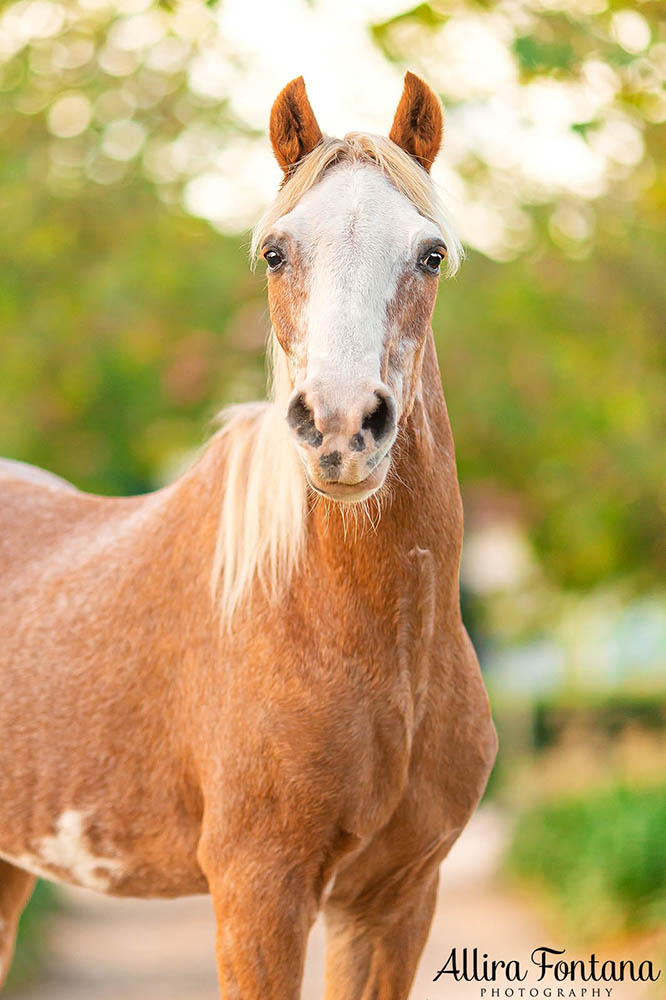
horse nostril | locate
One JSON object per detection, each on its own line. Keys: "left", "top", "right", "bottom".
{"left": 362, "top": 392, "right": 395, "bottom": 444}
{"left": 287, "top": 393, "right": 323, "bottom": 449}
{"left": 287, "top": 392, "right": 309, "bottom": 429}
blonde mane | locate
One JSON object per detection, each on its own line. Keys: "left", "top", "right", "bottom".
{"left": 210, "top": 335, "right": 305, "bottom": 625}
{"left": 212, "top": 132, "right": 462, "bottom": 623}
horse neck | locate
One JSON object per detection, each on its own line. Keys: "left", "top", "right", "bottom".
{"left": 309, "top": 328, "right": 463, "bottom": 611}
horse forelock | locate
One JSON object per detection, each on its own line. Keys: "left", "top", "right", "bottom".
{"left": 250, "top": 132, "right": 463, "bottom": 277}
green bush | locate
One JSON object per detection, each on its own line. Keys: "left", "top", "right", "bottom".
{"left": 5, "top": 881, "right": 59, "bottom": 992}
{"left": 531, "top": 694, "right": 666, "bottom": 753}
{"left": 507, "top": 783, "right": 666, "bottom": 939}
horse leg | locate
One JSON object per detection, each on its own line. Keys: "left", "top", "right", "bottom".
{"left": 322, "top": 696, "right": 495, "bottom": 1000}
{"left": 198, "top": 830, "right": 318, "bottom": 1000}
{"left": 0, "top": 861, "right": 36, "bottom": 989}
{"left": 322, "top": 831, "right": 444, "bottom": 1000}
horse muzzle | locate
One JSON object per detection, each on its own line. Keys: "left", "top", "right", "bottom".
{"left": 286, "top": 381, "right": 396, "bottom": 503}
{"left": 305, "top": 452, "right": 391, "bottom": 503}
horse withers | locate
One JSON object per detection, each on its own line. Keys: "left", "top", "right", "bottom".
{"left": 0, "top": 72, "right": 497, "bottom": 998}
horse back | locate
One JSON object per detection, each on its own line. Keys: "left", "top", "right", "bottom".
{"left": 0, "top": 457, "right": 77, "bottom": 492}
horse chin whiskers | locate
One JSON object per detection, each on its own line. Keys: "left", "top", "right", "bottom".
{"left": 307, "top": 457, "right": 392, "bottom": 543}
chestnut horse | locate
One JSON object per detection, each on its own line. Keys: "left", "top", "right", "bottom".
{"left": 0, "top": 73, "right": 496, "bottom": 998}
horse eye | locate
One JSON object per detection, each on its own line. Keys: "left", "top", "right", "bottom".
{"left": 263, "top": 248, "right": 284, "bottom": 271}
{"left": 419, "top": 249, "right": 446, "bottom": 275}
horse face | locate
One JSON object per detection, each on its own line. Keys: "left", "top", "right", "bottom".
{"left": 263, "top": 163, "right": 445, "bottom": 503}
{"left": 262, "top": 72, "right": 446, "bottom": 504}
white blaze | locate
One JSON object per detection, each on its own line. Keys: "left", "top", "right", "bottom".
{"left": 277, "top": 163, "right": 443, "bottom": 408}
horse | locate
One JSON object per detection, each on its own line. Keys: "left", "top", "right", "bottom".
{"left": 0, "top": 72, "right": 497, "bottom": 998}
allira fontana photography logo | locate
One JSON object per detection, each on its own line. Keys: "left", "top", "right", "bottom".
{"left": 431, "top": 946, "right": 662, "bottom": 998}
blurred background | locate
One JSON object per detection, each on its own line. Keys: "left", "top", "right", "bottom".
{"left": 0, "top": 0, "right": 664, "bottom": 996}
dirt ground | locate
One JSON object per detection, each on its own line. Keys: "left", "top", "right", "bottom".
{"left": 12, "top": 808, "right": 657, "bottom": 1000}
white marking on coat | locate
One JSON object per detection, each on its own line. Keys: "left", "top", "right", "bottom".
{"left": 7, "top": 810, "right": 123, "bottom": 892}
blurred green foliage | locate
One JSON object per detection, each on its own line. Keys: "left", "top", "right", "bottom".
{"left": 6, "top": 881, "right": 59, "bottom": 993}
{"left": 508, "top": 783, "right": 666, "bottom": 939}
{"left": 435, "top": 195, "right": 666, "bottom": 588}
{"left": 531, "top": 692, "right": 666, "bottom": 750}
{"left": 0, "top": 151, "right": 266, "bottom": 494}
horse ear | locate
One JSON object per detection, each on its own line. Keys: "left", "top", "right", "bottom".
{"left": 389, "top": 71, "right": 443, "bottom": 172}
{"left": 269, "top": 76, "right": 324, "bottom": 176}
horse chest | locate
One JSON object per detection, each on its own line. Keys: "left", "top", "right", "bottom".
{"left": 263, "top": 546, "right": 438, "bottom": 838}
{"left": 351, "top": 547, "right": 438, "bottom": 828}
